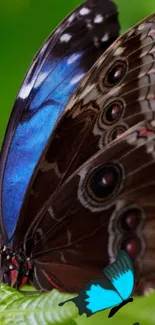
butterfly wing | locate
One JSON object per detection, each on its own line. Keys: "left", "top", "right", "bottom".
{"left": 0, "top": 0, "right": 120, "bottom": 242}
{"left": 24, "top": 119, "right": 155, "bottom": 292}
{"left": 12, "top": 14, "right": 155, "bottom": 292}
{"left": 59, "top": 278, "right": 122, "bottom": 317}
{"left": 103, "top": 250, "right": 135, "bottom": 300}
{"left": 13, "top": 12, "right": 155, "bottom": 241}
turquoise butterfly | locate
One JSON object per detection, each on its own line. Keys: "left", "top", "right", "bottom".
{"left": 59, "top": 250, "right": 135, "bottom": 318}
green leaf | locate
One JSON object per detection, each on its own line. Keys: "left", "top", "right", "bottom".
{"left": 0, "top": 283, "right": 78, "bottom": 325}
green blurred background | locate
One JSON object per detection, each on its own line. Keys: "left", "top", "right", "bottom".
{"left": 0, "top": 0, "right": 155, "bottom": 324}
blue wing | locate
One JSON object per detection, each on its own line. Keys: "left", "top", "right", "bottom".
{"left": 59, "top": 278, "right": 122, "bottom": 317}
{"left": 103, "top": 250, "right": 135, "bottom": 300}
{"left": 0, "top": 0, "right": 120, "bottom": 241}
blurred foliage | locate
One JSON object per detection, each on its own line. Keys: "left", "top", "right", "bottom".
{"left": 115, "top": 0, "right": 155, "bottom": 32}
{"left": 0, "top": 0, "right": 155, "bottom": 324}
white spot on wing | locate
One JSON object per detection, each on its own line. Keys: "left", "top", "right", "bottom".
{"left": 150, "top": 47, "right": 155, "bottom": 54}
{"left": 70, "top": 73, "right": 85, "bottom": 84}
{"left": 67, "top": 13, "right": 75, "bottom": 23}
{"left": 79, "top": 83, "right": 95, "bottom": 99}
{"left": 35, "top": 72, "right": 48, "bottom": 88}
{"left": 67, "top": 53, "right": 82, "bottom": 65}
{"left": 40, "top": 39, "right": 50, "bottom": 55}
{"left": 151, "top": 120, "right": 155, "bottom": 127}
{"left": 87, "top": 22, "right": 93, "bottom": 30}
{"left": 60, "top": 33, "right": 72, "bottom": 43}
{"left": 54, "top": 26, "right": 62, "bottom": 36}
{"left": 114, "top": 47, "right": 125, "bottom": 56}
{"left": 79, "top": 7, "right": 90, "bottom": 16}
{"left": 104, "top": 85, "right": 122, "bottom": 97}
{"left": 60, "top": 252, "right": 67, "bottom": 263}
{"left": 127, "top": 29, "right": 135, "bottom": 37}
{"left": 138, "top": 23, "right": 145, "bottom": 30}
{"left": 126, "top": 132, "right": 138, "bottom": 144}
{"left": 147, "top": 142, "right": 155, "bottom": 154}
{"left": 48, "top": 206, "right": 59, "bottom": 221}
{"left": 18, "top": 81, "right": 34, "bottom": 99}
{"left": 94, "top": 14, "right": 104, "bottom": 24}
{"left": 101, "top": 33, "right": 109, "bottom": 42}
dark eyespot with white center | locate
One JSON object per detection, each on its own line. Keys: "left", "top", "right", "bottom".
{"left": 101, "top": 100, "right": 124, "bottom": 126}
{"left": 108, "top": 125, "right": 127, "bottom": 143}
{"left": 104, "top": 60, "right": 127, "bottom": 87}
{"left": 86, "top": 163, "right": 123, "bottom": 203}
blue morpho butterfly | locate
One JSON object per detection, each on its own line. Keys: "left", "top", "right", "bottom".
{"left": 1, "top": 2, "right": 155, "bottom": 296}
{"left": 59, "top": 250, "right": 136, "bottom": 318}
{"left": 0, "top": 0, "right": 120, "bottom": 290}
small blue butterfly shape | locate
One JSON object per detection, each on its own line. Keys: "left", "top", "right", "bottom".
{"left": 59, "top": 250, "right": 135, "bottom": 318}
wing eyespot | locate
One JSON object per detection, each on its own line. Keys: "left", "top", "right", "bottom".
{"left": 120, "top": 236, "right": 141, "bottom": 258}
{"left": 100, "top": 100, "right": 125, "bottom": 126}
{"left": 105, "top": 101, "right": 124, "bottom": 124}
{"left": 108, "top": 125, "right": 128, "bottom": 142}
{"left": 84, "top": 163, "right": 123, "bottom": 204}
{"left": 104, "top": 60, "right": 127, "bottom": 87}
{"left": 119, "top": 208, "right": 142, "bottom": 232}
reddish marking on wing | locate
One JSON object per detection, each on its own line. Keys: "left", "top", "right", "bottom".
{"left": 139, "top": 127, "right": 153, "bottom": 137}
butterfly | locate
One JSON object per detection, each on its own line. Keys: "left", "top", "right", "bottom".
{"left": 59, "top": 250, "right": 135, "bottom": 318}
{"left": 0, "top": 2, "right": 155, "bottom": 296}
{"left": 0, "top": 0, "right": 120, "bottom": 289}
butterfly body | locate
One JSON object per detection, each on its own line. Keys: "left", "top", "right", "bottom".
{"left": 108, "top": 297, "right": 133, "bottom": 318}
